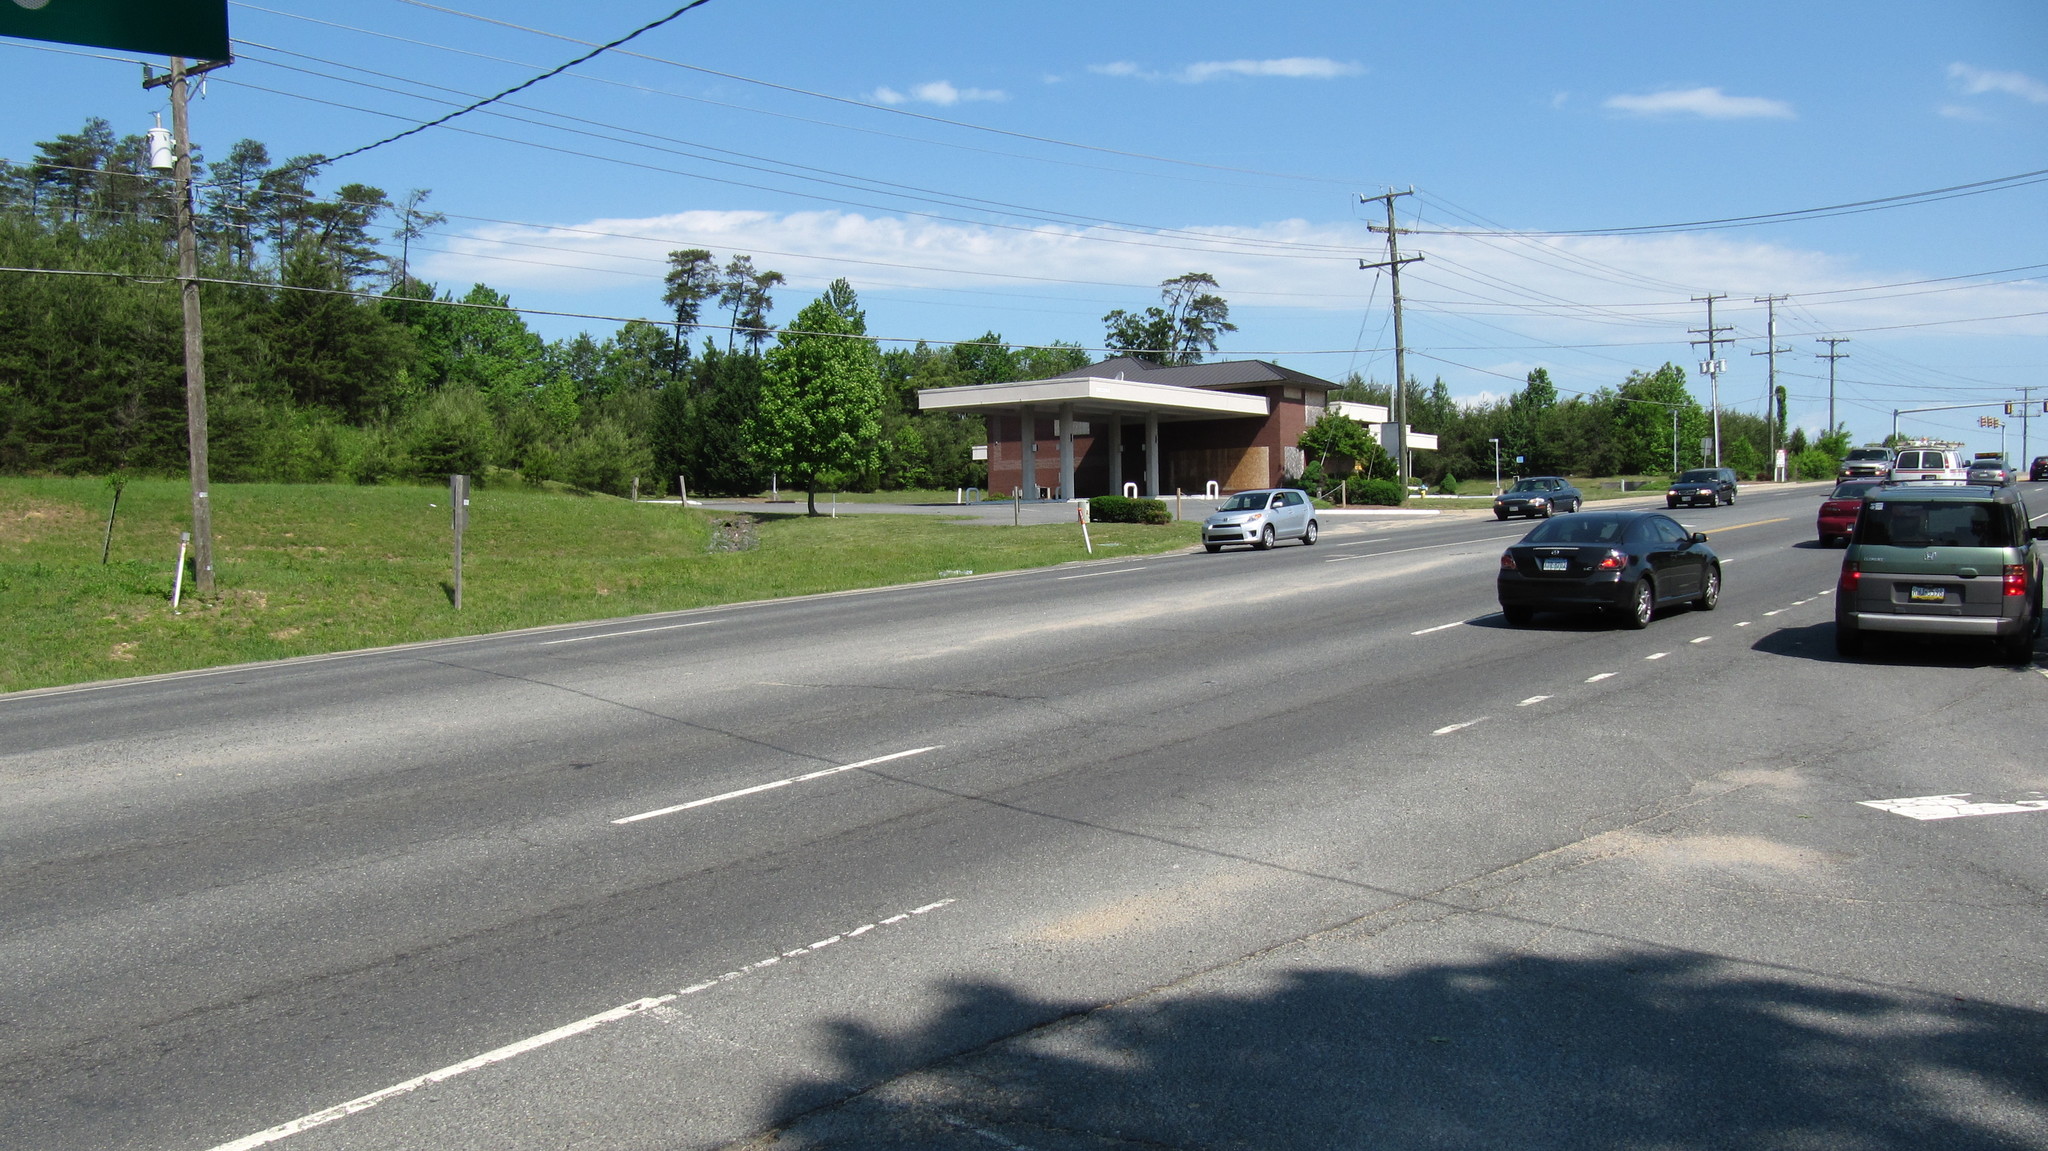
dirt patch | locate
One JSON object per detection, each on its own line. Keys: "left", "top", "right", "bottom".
{"left": 0, "top": 498, "right": 91, "bottom": 544}
{"left": 1573, "top": 829, "right": 1845, "bottom": 875}
{"left": 109, "top": 642, "right": 138, "bottom": 661}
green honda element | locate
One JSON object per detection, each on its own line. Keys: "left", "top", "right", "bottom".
{"left": 1835, "top": 482, "right": 2048, "bottom": 661}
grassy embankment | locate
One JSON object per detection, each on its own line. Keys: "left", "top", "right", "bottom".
{"left": 0, "top": 477, "right": 1198, "bottom": 693}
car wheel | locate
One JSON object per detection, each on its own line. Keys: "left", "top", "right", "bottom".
{"left": 1255, "top": 524, "right": 1276, "bottom": 550}
{"left": 1694, "top": 565, "right": 1720, "bottom": 611}
{"left": 1618, "top": 579, "right": 1654, "bottom": 629}
{"left": 1204, "top": 543, "right": 1222, "bottom": 554}
{"left": 1302, "top": 519, "right": 1319, "bottom": 546}
{"left": 1666, "top": 500, "right": 1679, "bottom": 509}
{"left": 1502, "top": 605, "right": 1534, "bottom": 626}
{"left": 1539, "top": 504, "right": 1553, "bottom": 518}
{"left": 1835, "top": 621, "right": 1861, "bottom": 658}
{"left": 1998, "top": 629, "right": 2034, "bottom": 664}
{"left": 1726, "top": 490, "right": 1736, "bottom": 505}
{"left": 1494, "top": 511, "right": 1509, "bottom": 521}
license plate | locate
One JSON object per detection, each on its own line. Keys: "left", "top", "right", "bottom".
{"left": 1909, "top": 585, "right": 1946, "bottom": 603}
{"left": 1542, "top": 559, "right": 1568, "bottom": 572}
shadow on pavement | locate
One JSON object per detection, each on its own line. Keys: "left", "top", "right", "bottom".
{"left": 738, "top": 951, "right": 2048, "bottom": 1149}
{"left": 1754, "top": 620, "right": 2040, "bottom": 671}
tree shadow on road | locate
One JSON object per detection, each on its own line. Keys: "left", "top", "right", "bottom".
{"left": 739, "top": 950, "right": 2048, "bottom": 1150}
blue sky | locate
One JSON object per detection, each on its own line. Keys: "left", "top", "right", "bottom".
{"left": 7, "top": 0, "right": 2046, "bottom": 451}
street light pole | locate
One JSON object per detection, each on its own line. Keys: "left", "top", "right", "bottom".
{"left": 1489, "top": 437, "right": 1501, "bottom": 495}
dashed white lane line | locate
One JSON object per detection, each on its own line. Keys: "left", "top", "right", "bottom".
{"left": 1517, "top": 695, "right": 1551, "bottom": 706}
{"left": 1433, "top": 718, "right": 1487, "bottom": 735}
{"left": 1792, "top": 599, "right": 1813, "bottom": 606}
{"left": 613, "top": 746, "right": 941, "bottom": 825}
{"left": 203, "top": 900, "right": 958, "bottom": 1151}
{"left": 1411, "top": 619, "right": 1471, "bottom": 635}
{"left": 1056, "top": 566, "right": 1148, "bottom": 580}
{"left": 1645, "top": 652, "right": 1669, "bottom": 660}
{"left": 1859, "top": 795, "right": 2048, "bottom": 821}
{"left": 1585, "top": 672, "right": 1617, "bottom": 683}
{"left": 1736, "top": 621, "right": 1752, "bottom": 627}
{"left": 541, "top": 620, "right": 717, "bottom": 645}
{"left": 1325, "top": 532, "right": 1523, "bottom": 563}
{"left": 1690, "top": 636, "right": 1711, "bottom": 644}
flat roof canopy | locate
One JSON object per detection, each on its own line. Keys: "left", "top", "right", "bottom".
{"left": 917, "top": 376, "right": 1269, "bottom": 421}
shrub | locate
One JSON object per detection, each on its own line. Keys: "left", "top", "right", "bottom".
{"left": 1354, "top": 478, "right": 1405, "bottom": 506}
{"left": 1437, "top": 472, "right": 1460, "bottom": 495}
{"left": 1791, "top": 448, "right": 1837, "bottom": 481}
{"left": 1088, "top": 495, "right": 1171, "bottom": 524}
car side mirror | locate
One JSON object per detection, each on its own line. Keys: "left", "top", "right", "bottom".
{"left": 1690, "top": 532, "right": 1709, "bottom": 544}
{"left": 2032, "top": 526, "right": 2048, "bottom": 541}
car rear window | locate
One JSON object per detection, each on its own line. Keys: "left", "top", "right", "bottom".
{"left": 1522, "top": 516, "right": 1628, "bottom": 544}
{"left": 1859, "top": 500, "right": 2017, "bottom": 548}
{"left": 1828, "top": 482, "right": 1881, "bottom": 498}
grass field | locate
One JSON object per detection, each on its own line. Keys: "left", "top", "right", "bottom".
{"left": 0, "top": 477, "right": 1199, "bottom": 693}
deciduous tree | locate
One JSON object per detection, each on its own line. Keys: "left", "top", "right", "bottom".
{"left": 749, "top": 279, "right": 883, "bottom": 514}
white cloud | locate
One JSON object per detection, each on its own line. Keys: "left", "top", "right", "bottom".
{"left": 1089, "top": 57, "right": 1363, "bottom": 84}
{"left": 420, "top": 210, "right": 2048, "bottom": 350}
{"left": 1938, "top": 103, "right": 1990, "bottom": 121}
{"left": 1602, "top": 87, "right": 1795, "bottom": 120}
{"left": 872, "top": 80, "right": 1006, "bottom": 107}
{"left": 1948, "top": 62, "right": 2048, "bottom": 104}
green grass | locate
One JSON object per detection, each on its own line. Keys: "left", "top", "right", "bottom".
{"left": 0, "top": 478, "right": 1200, "bottom": 693}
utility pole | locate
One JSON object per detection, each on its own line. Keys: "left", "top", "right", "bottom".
{"left": 1361, "top": 189, "right": 1421, "bottom": 493}
{"left": 1817, "top": 337, "right": 1850, "bottom": 440}
{"left": 1751, "top": 295, "right": 1790, "bottom": 476}
{"left": 1689, "top": 294, "right": 1730, "bottom": 467}
{"left": 145, "top": 55, "right": 231, "bottom": 595}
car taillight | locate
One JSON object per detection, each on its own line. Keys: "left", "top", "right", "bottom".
{"left": 1500, "top": 552, "right": 1517, "bottom": 570}
{"left": 1839, "top": 564, "right": 1859, "bottom": 594}
{"left": 1596, "top": 550, "right": 1627, "bottom": 570}
{"left": 2005, "top": 564, "right": 2028, "bottom": 597}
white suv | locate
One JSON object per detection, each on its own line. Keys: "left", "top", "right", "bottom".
{"left": 1889, "top": 448, "right": 1967, "bottom": 483}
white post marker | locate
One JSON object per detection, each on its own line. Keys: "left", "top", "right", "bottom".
{"left": 1859, "top": 794, "right": 2048, "bottom": 820}
{"left": 171, "top": 530, "right": 190, "bottom": 610}
{"left": 1078, "top": 502, "right": 1092, "bottom": 554}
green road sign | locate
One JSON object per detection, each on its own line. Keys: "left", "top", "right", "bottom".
{"left": 0, "top": 0, "right": 229, "bottom": 61}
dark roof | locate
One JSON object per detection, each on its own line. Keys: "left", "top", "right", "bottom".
{"left": 1073, "top": 357, "right": 1339, "bottom": 393}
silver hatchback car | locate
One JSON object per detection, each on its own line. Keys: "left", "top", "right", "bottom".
{"left": 1202, "top": 488, "right": 1319, "bottom": 552}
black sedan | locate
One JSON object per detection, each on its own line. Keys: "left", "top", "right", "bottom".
{"left": 1666, "top": 467, "right": 1737, "bottom": 508}
{"left": 1492, "top": 476, "right": 1584, "bottom": 519}
{"left": 1497, "top": 510, "right": 1721, "bottom": 629}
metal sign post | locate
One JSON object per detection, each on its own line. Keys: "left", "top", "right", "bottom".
{"left": 450, "top": 474, "right": 469, "bottom": 611}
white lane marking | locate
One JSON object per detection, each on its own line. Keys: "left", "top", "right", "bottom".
{"left": 1764, "top": 609, "right": 1783, "bottom": 616}
{"left": 1690, "top": 636, "right": 1711, "bottom": 645}
{"left": 1517, "top": 695, "right": 1551, "bottom": 706}
{"left": 1433, "top": 718, "right": 1487, "bottom": 735}
{"left": 1818, "top": 589, "right": 1834, "bottom": 596}
{"left": 1334, "top": 537, "right": 1393, "bottom": 548}
{"left": 1411, "top": 619, "right": 1470, "bottom": 635}
{"left": 541, "top": 620, "right": 716, "bottom": 646}
{"left": 612, "top": 746, "right": 941, "bottom": 825}
{"left": 1056, "top": 566, "right": 1148, "bottom": 580}
{"left": 1736, "top": 621, "right": 1752, "bottom": 627}
{"left": 1792, "top": 599, "right": 1812, "bottom": 606}
{"left": 1585, "top": 672, "right": 1616, "bottom": 683}
{"left": 1859, "top": 794, "right": 2048, "bottom": 821}
{"left": 203, "top": 900, "right": 956, "bottom": 1151}
{"left": 1645, "top": 652, "right": 1668, "bottom": 660}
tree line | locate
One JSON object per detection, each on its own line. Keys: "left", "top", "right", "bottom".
{"left": 2, "top": 115, "right": 1843, "bottom": 502}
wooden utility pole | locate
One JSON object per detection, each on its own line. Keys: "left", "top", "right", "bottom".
{"left": 1817, "top": 337, "right": 1851, "bottom": 437}
{"left": 1751, "top": 294, "right": 1790, "bottom": 474}
{"left": 1362, "top": 189, "right": 1421, "bottom": 493}
{"left": 145, "top": 55, "right": 230, "bottom": 594}
{"left": 1689, "top": 294, "right": 1731, "bottom": 467}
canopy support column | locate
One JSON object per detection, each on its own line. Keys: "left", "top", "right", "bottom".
{"left": 1144, "top": 412, "right": 1161, "bottom": 497}
{"left": 1019, "top": 404, "right": 1037, "bottom": 499}
{"left": 1057, "top": 402, "right": 1076, "bottom": 501}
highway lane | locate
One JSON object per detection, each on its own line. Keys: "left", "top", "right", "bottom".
{"left": 4, "top": 482, "right": 2045, "bottom": 1150}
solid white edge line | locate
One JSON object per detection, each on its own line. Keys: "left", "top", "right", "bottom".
{"left": 1055, "top": 566, "right": 1148, "bottom": 580}
{"left": 541, "top": 620, "right": 716, "bottom": 646}
{"left": 203, "top": 899, "right": 957, "bottom": 1151}
{"left": 612, "top": 746, "right": 942, "bottom": 825}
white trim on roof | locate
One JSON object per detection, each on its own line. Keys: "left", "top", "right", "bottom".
{"left": 916, "top": 376, "right": 1269, "bottom": 420}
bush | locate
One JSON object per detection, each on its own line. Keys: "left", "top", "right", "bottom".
{"left": 1354, "top": 478, "right": 1405, "bottom": 506}
{"left": 1088, "top": 495, "right": 1171, "bottom": 524}
{"left": 1791, "top": 448, "right": 1837, "bottom": 481}
{"left": 1437, "top": 472, "right": 1460, "bottom": 495}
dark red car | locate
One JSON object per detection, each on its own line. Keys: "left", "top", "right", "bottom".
{"left": 1817, "top": 479, "right": 1885, "bottom": 546}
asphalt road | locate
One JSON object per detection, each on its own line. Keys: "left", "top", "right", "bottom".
{"left": 4, "top": 482, "right": 2045, "bottom": 1151}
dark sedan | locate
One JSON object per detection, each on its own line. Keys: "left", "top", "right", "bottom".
{"left": 2032, "top": 456, "right": 2048, "bottom": 482}
{"left": 1666, "top": 467, "right": 1738, "bottom": 508}
{"left": 1493, "top": 476, "right": 1583, "bottom": 519}
{"left": 1498, "top": 510, "right": 1721, "bottom": 629}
